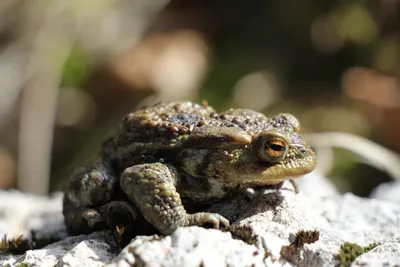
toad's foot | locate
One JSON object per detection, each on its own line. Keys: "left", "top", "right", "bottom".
{"left": 244, "top": 179, "right": 299, "bottom": 200}
{"left": 244, "top": 182, "right": 284, "bottom": 200}
{"left": 63, "top": 197, "right": 106, "bottom": 234}
{"left": 187, "top": 212, "right": 230, "bottom": 230}
{"left": 120, "top": 163, "right": 230, "bottom": 235}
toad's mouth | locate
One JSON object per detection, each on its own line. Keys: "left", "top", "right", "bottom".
{"left": 242, "top": 154, "right": 317, "bottom": 187}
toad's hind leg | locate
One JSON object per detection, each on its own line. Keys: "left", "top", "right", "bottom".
{"left": 63, "top": 159, "right": 117, "bottom": 235}
{"left": 120, "top": 163, "right": 230, "bottom": 235}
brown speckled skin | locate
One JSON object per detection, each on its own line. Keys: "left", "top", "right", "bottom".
{"left": 63, "top": 101, "right": 317, "bottom": 238}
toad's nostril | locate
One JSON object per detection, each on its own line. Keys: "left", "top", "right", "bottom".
{"left": 289, "top": 143, "right": 307, "bottom": 154}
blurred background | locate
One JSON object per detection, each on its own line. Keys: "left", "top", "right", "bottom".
{"left": 0, "top": 0, "right": 399, "bottom": 197}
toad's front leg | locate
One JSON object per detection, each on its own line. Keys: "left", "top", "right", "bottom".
{"left": 120, "top": 163, "right": 230, "bottom": 235}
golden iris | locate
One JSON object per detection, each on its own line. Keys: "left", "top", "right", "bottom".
{"left": 257, "top": 133, "right": 288, "bottom": 163}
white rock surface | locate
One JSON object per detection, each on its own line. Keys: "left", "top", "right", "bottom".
{"left": 0, "top": 190, "right": 66, "bottom": 240}
{"left": 1, "top": 172, "right": 400, "bottom": 267}
{"left": 350, "top": 240, "right": 400, "bottom": 267}
{"left": 370, "top": 180, "right": 400, "bottom": 204}
{"left": 107, "top": 228, "right": 267, "bottom": 267}
{"left": 1, "top": 232, "right": 118, "bottom": 267}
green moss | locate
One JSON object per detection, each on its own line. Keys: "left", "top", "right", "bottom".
{"left": 338, "top": 242, "right": 379, "bottom": 267}
{"left": 363, "top": 242, "right": 379, "bottom": 253}
{"left": 16, "top": 263, "right": 29, "bottom": 267}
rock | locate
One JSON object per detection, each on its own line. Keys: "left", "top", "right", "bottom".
{"left": 350, "top": 240, "right": 400, "bottom": 267}
{"left": 0, "top": 190, "right": 66, "bottom": 242}
{"left": 297, "top": 170, "right": 339, "bottom": 198}
{"left": 370, "top": 180, "right": 400, "bottom": 204}
{"left": 1, "top": 232, "right": 118, "bottom": 267}
{"left": 107, "top": 228, "right": 267, "bottom": 267}
{"left": 1, "top": 172, "right": 400, "bottom": 266}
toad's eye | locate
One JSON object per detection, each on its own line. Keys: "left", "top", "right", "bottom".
{"left": 257, "top": 135, "right": 288, "bottom": 163}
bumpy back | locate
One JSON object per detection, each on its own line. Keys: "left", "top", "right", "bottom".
{"left": 111, "top": 102, "right": 217, "bottom": 166}
{"left": 116, "top": 102, "right": 215, "bottom": 146}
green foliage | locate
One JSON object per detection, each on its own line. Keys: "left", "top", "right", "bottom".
{"left": 337, "top": 242, "right": 379, "bottom": 267}
{"left": 0, "top": 234, "right": 23, "bottom": 253}
{"left": 61, "top": 45, "right": 92, "bottom": 88}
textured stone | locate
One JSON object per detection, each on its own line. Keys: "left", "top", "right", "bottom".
{"left": 370, "top": 180, "right": 400, "bottom": 204}
{"left": 1, "top": 232, "right": 118, "bottom": 267}
{"left": 0, "top": 190, "right": 66, "bottom": 244}
{"left": 1, "top": 171, "right": 400, "bottom": 266}
{"left": 350, "top": 240, "right": 400, "bottom": 267}
{"left": 107, "top": 228, "right": 266, "bottom": 267}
